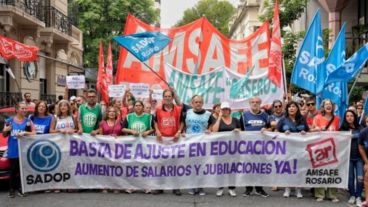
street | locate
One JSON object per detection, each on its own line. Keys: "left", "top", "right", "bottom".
{"left": 0, "top": 187, "right": 354, "bottom": 207}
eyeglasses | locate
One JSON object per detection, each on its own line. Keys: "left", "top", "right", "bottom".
{"left": 307, "top": 102, "right": 315, "bottom": 106}
{"left": 357, "top": 107, "right": 363, "bottom": 110}
{"left": 274, "top": 105, "right": 282, "bottom": 108}
{"left": 108, "top": 111, "right": 116, "bottom": 113}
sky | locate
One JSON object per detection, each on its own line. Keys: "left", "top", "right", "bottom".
{"left": 160, "top": 0, "right": 239, "bottom": 28}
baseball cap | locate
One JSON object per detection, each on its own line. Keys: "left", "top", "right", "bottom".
{"left": 220, "top": 102, "right": 230, "bottom": 109}
{"left": 70, "top": 96, "right": 77, "bottom": 102}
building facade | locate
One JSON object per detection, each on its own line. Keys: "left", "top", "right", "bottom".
{"left": 0, "top": 0, "right": 83, "bottom": 107}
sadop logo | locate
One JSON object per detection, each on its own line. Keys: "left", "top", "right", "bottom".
{"left": 27, "top": 140, "right": 61, "bottom": 172}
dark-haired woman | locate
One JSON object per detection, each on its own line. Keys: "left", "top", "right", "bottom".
{"left": 276, "top": 101, "right": 309, "bottom": 198}
{"left": 340, "top": 110, "right": 363, "bottom": 206}
{"left": 312, "top": 99, "right": 340, "bottom": 202}
{"left": 122, "top": 100, "right": 154, "bottom": 194}
{"left": 122, "top": 100, "right": 154, "bottom": 137}
{"left": 29, "top": 101, "right": 54, "bottom": 134}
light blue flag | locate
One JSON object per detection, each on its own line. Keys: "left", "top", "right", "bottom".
{"left": 113, "top": 32, "right": 171, "bottom": 62}
{"left": 320, "top": 23, "right": 347, "bottom": 120}
{"left": 291, "top": 10, "right": 324, "bottom": 94}
{"left": 325, "top": 42, "right": 368, "bottom": 84}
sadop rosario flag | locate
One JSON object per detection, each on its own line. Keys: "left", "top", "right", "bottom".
{"left": 114, "top": 32, "right": 171, "bottom": 62}
{"left": 291, "top": 10, "right": 324, "bottom": 94}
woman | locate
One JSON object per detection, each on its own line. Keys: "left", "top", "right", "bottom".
{"left": 312, "top": 99, "right": 340, "bottom": 202}
{"left": 91, "top": 106, "right": 122, "bottom": 193}
{"left": 211, "top": 102, "right": 241, "bottom": 197}
{"left": 122, "top": 100, "right": 154, "bottom": 194}
{"left": 122, "top": 100, "right": 154, "bottom": 137}
{"left": 50, "top": 100, "right": 77, "bottom": 134}
{"left": 2, "top": 102, "right": 36, "bottom": 198}
{"left": 92, "top": 106, "right": 122, "bottom": 137}
{"left": 276, "top": 101, "right": 309, "bottom": 198}
{"left": 340, "top": 110, "right": 363, "bottom": 206}
{"left": 29, "top": 101, "right": 54, "bottom": 134}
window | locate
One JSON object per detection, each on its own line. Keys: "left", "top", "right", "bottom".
{"left": 40, "top": 78, "right": 47, "bottom": 95}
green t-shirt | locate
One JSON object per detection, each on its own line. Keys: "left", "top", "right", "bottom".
{"left": 126, "top": 113, "right": 152, "bottom": 133}
{"left": 79, "top": 103, "right": 102, "bottom": 133}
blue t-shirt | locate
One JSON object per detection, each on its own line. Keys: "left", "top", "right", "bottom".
{"left": 276, "top": 116, "right": 309, "bottom": 132}
{"left": 30, "top": 115, "right": 52, "bottom": 134}
{"left": 241, "top": 111, "right": 269, "bottom": 131}
{"left": 6, "top": 117, "right": 31, "bottom": 158}
{"left": 185, "top": 109, "right": 212, "bottom": 134}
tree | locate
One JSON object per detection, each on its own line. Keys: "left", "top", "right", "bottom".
{"left": 73, "top": 0, "right": 159, "bottom": 68}
{"left": 176, "top": 0, "right": 235, "bottom": 37}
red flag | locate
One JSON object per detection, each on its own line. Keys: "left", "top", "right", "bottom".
{"left": 106, "top": 42, "right": 113, "bottom": 86}
{"left": 96, "top": 40, "right": 109, "bottom": 104}
{"left": 268, "top": 0, "right": 283, "bottom": 87}
{"left": 0, "top": 35, "right": 39, "bottom": 62}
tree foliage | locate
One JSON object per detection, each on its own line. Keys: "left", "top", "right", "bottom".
{"left": 175, "top": 0, "right": 235, "bottom": 37}
{"left": 73, "top": 0, "right": 159, "bottom": 68}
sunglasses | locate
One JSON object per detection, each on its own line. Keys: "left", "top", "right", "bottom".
{"left": 307, "top": 102, "right": 315, "bottom": 106}
{"left": 274, "top": 105, "right": 282, "bottom": 108}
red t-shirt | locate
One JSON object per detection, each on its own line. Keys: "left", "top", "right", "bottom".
{"left": 313, "top": 114, "right": 340, "bottom": 131}
{"left": 155, "top": 105, "right": 182, "bottom": 137}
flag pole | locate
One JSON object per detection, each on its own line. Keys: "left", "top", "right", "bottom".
{"left": 141, "top": 61, "right": 170, "bottom": 87}
{"left": 348, "top": 69, "right": 363, "bottom": 103}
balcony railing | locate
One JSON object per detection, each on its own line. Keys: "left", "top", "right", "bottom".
{"left": 0, "top": 92, "right": 22, "bottom": 108}
{"left": 0, "top": 0, "right": 45, "bottom": 22}
{"left": 44, "top": 6, "right": 72, "bottom": 36}
{"left": 40, "top": 94, "right": 56, "bottom": 104}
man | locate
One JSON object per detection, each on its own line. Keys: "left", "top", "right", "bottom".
{"left": 240, "top": 97, "right": 270, "bottom": 198}
{"left": 154, "top": 89, "right": 184, "bottom": 196}
{"left": 184, "top": 95, "right": 213, "bottom": 196}
{"left": 22, "top": 92, "right": 35, "bottom": 108}
{"left": 305, "top": 96, "right": 319, "bottom": 128}
{"left": 75, "top": 96, "right": 85, "bottom": 108}
{"left": 269, "top": 100, "right": 284, "bottom": 131}
{"left": 78, "top": 89, "right": 102, "bottom": 133}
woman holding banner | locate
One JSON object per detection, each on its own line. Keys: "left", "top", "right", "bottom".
{"left": 2, "top": 102, "right": 36, "bottom": 198}
{"left": 276, "top": 101, "right": 309, "bottom": 198}
{"left": 122, "top": 100, "right": 154, "bottom": 137}
{"left": 29, "top": 101, "right": 54, "bottom": 134}
{"left": 92, "top": 106, "right": 123, "bottom": 137}
{"left": 312, "top": 99, "right": 340, "bottom": 202}
{"left": 340, "top": 110, "right": 363, "bottom": 206}
{"left": 211, "top": 101, "right": 241, "bottom": 197}
{"left": 50, "top": 100, "right": 77, "bottom": 134}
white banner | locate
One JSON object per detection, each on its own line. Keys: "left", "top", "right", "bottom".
{"left": 108, "top": 84, "right": 127, "bottom": 98}
{"left": 66, "top": 75, "right": 86, "bottom": 89}
{"left": 19, "top": 132, "right": 350, "bottom": 193}
{"left": 152, "top": 89, "right": 163, "bottom": 100}
{"left": 130, "top": 83, "right": 150, "bottom": 98}
{"left": 164, "top": 64, "right": 284, "bottom": 109}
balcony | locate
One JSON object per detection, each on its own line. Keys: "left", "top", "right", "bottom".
{"left": 0, "top": 0, "right": 45, "bottom": 22}
{"left": 44, "top": 6, "right": 72, "bottom": 36}
{"left": 40, "top": 94, "right": 56, "bottom": 104}
{"left": 0, "top": 92, "right": 22, "bottom": 108}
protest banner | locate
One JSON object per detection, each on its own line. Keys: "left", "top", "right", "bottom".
{"left": 19, "top": 131, "right": 350, "bottom": 192}
{"left": 130, "top": 83, "right": 150, "bottom": 98}
{"left": 66, "top": 75, "right": 86, "bottom": 89}
{"left": 165, "top": 64, "right": 282, "bottom": 109}
{"left": 152, "top": 89, "right": 163, "bottom": 100}
{"left": 108, "top": 84, "right": 127, "bottom": 98}
{"left": 116, "top": 15, "right": 270, "bottom": 84}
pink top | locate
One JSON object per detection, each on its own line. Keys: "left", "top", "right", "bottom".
{"left": 100, "top": 120, "right": 122, "bottom": 136}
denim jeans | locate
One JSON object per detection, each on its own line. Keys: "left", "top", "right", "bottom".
{"left": 348, "top": 159, "right": 364, "bottom": 198}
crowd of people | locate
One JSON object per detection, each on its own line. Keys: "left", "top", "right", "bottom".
{"left": 3, "top": 89, "right": 368, "bottom": 207}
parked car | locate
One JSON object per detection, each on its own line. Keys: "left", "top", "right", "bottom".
{"left": 0, "top": 106, "right": 34, "bottom": 180}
